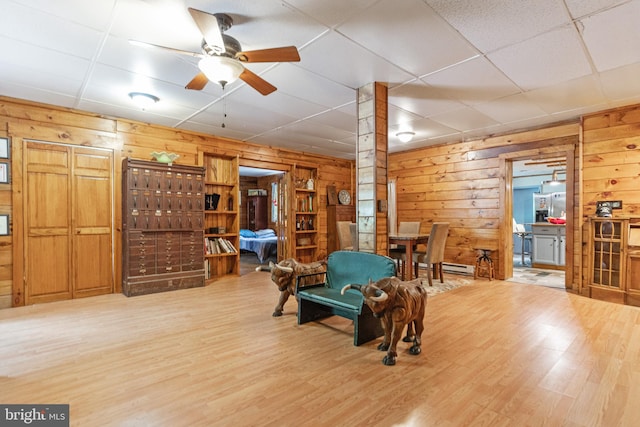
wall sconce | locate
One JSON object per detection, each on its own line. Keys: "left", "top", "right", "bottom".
{"left": 396, "top": 131, "right": 415, "bottom": 143}
{"left": 128, "top": 92, "right": 159, "bottom": 110}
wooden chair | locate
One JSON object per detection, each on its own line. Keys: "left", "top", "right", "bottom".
{"left": 337, "top": 221, "right": 355, "bottom": 251}
{"left": 389, "top": 221, "right": 421, "bottom": 278}
{"left": 412, "top": 222, "right": 450, "bottom": 286}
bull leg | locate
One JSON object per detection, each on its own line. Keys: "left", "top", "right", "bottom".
{"left": 272, "top": 289, "right": 291, "bottom": 317}
{"left": 409, "top": 319, "right": 424, "bottom": 355}
{"left": 377, "top": 317, "right": 392, "bottom": 352}
{"left": 382, "top": 321, "right": 404, "bottom": 366}
{"left": 402, "top": 322, "right": 415, "bottom": 342}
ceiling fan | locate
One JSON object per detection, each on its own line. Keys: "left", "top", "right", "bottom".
{"left": 130, "top": 7, "right": 300, "bottom": 95}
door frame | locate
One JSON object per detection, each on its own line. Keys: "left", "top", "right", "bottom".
{"left": 499, "top": 142, "right": 577, "bottom": 290}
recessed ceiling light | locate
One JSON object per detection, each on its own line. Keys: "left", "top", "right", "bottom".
{"left": 396, "top": 131, "right": 415, "bottom": 143}
{"left": 128, "top": 92, "right": 159, "bottom": 109}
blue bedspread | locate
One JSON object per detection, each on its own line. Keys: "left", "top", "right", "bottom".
{"left": 240, "top": 229, "right": 277, "bottom": 263}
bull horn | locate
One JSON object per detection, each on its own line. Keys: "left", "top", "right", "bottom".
{"left": 369, "top": 289, "right": 388, "bottom": 302}
{"left": 340, "top": 283, "right": 362, "bottom": 295}
{"left": 274, "top": 263, "right": 294, "bottom": 273}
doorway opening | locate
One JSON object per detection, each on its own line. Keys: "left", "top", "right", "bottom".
{"left": 238, "top": 166, "right": 286, "bottom": 274}
{"left": 508, "top": 155, "right": 568, "bottom": 289}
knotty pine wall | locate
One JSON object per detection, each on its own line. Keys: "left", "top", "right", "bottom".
{"left": 2, "top": 95, "right": 640, "bottom": 308}
{"left": 389, "top": 122, "right": 582, "bottom": 289}
{"left": 0, "top": 96, "right": 353, "bottom": 308}
{"left": 581, "top": 104, "right": 640, "bottom": 290}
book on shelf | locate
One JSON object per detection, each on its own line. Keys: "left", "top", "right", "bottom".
{"left": 205, "top": 237, "right": 237, "bottom": 254}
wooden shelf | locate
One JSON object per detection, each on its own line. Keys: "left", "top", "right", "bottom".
{"left": 201, "top": 153, "right": 240, "bottom": 281}
{"left": 292, "top": 165, "right": 318, "bottom": 263}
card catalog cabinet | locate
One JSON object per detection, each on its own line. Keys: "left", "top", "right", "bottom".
{"left": 122, "top": 158, "right": 205, "bottom": 296}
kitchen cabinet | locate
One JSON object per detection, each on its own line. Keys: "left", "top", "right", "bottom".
{"left": 531, "top": 224, "right": 565, "bottom": 269}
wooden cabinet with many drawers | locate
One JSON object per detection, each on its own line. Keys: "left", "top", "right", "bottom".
{"left": 122, "top": 158, "right": 206, "bottom": 296}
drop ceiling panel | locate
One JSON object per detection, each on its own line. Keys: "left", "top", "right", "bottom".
{"left": 190, "top": 102, "right": 297, "bottom": 135}
{"left": 523, "top": 75, "right": 607, "bottom": 114}
{"left": 0, "top": 2, "right": 106, "bottom": 59}
{"left": 488, "top": 26, "right": 593, "bottom": 90}
{"left": 285, "top": 0, "right": 378, "bottom": 27}
{"left": 8, "top": 0, "right": 117, "bottom": 30}
{"left": 473, "top": 93, "right": 549, "bottom": 124}
{"left": 0, "top": 36, "right": 91, "bottom": 81}
{"left": 426, "top": 0, "right": 572, "bottom": 52}
{"left": 296, "top": 31, "right": 415, "bottom": 88}
{"left": 389, "top": 81, "right": 466, "bottom": 118}
{"left": 306, "top": 108, "right": 357, "bottom": 133}
{"left": 420, "top": 56, "right": 521, "bottom": 106}
{"left": 599, "top": 62, "right": 640, "bottom": 100}
{"left": 579, "top": 1, "right": 640, "bottom": 72}
{"left": 430, "top": 106, "right": 500, "bottom": 132}
{"left": 564, "top": 0, "right": 630, "bottom": 20}
{"left": 337, "top": 0, "right": 478, "bottom": 77}
{"left": 264, "top": 64, "right": 356, "bottom": 108}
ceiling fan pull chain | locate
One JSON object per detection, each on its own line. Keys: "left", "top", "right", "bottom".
{"left": 222, "top": 91, "right": 227, "bottom": 128}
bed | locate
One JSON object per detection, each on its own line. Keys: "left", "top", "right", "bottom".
{"left": 240, "top": 229, "right": 278, "bottom": 263}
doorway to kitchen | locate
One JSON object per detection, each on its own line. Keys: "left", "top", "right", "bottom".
{"left": 501, "top": 143, "right": 576, "bottom": 290}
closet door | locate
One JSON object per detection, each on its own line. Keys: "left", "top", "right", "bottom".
{"left": 24, "top": 142, "right": 113, "bottom": 304}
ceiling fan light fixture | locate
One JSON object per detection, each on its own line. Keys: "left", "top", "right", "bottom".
{"left": 198, "top": 56, "right": 244, "bottom": 89}
{"left": 128, "top": 92, "right": 159, "bottom": 109}
{"left": 396, "top": 131, "right": 415, "bottom": 143}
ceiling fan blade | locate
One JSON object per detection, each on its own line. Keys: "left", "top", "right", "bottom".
{"left": 239, "top": 68, "right": 277, "bottom": 96}
{"left": 236, "top": 46, "right": 300, "bottom": 63}
{"left": 129, "top": 39, "right": 202, "bottom": 58}
{"left": 185, "top": 72, "right": 209, "bottom": 91}
{"left": 188, "top": 8, "right": 225, "bottom": 54}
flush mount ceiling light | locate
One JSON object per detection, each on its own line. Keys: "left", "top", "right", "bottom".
{"left": 396, "top": 131, "right": 415, "bottom": 143}
{"left": 198, "top": 56, "right": 244, "bottom": 89}
{"left": 128, "top": 92, "right": 159, "bottom": 109}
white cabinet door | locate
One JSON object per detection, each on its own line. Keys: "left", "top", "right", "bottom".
{"left": 558, "top": 236, "right": 566, "bottom": 266}
{"left": 533, "top": 235, "right": 557, "bottom": 265}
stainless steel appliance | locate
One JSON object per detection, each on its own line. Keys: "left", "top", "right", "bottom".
{"left": 533, "top": 192, "right": 566, "bottom": 221}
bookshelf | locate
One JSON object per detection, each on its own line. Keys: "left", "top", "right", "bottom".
{"left": 202, "top": 153, "right": 240, "bottom": 281}
{"left": 292, "top": 165, "right": 318, "bottom": 263}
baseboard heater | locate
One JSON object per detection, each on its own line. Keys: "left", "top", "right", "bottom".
{"left": 416, "top": 262, "right": 475, "bottom": 276}
{"left": 441, "top": 262, "right": 474, "bottom": 276}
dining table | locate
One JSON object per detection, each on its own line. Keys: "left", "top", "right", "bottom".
{"left": 388, "top": 233, "right": 430, "bottom": 281}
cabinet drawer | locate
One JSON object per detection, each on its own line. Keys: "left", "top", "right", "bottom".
{"left": 532, "top": 226, "right": 557, "bottom": 235}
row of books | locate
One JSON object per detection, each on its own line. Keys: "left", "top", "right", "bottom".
{"left": 205, "top": 237, "right": 237, "bottom": 254}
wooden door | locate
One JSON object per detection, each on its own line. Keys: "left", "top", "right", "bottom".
{"left": 276, "top": 174, "right": 290, "bottom": 261}
{"left": 24, "top": 142, "right": 113, "bottom": 304}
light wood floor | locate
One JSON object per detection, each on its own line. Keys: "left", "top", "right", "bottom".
{"left": 2, "top": 271, "right": 640, "bottom": 426}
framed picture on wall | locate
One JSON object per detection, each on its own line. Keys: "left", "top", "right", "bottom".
{"left": 0, "top": 162, "right": 9, "bottom": 184}
{"left": 0, "top": 215, "right": 8, "bottom": 236}
{"left": 0, "top": 137, "right": 9, "bottom": 159}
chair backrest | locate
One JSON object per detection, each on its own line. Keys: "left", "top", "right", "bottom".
{"left": 337, "top": 221, "right": 354, "bottom": 250}
{"left": 398, "top": 221, "right": 421, "bottom": 234}
{"left": 422, "top": 222, "right": 450, "bottom": 263}
{"left": 326, "top": 251, "right": 397, "bottom": 291}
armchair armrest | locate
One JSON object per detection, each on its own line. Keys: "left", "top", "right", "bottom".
{"left": 295, "top": 271, "right": 327, "bottom": 294}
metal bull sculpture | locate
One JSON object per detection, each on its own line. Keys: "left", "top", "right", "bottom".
{"left": 261, "top": 258, "right": 327, "bottom": 317}
{"left": 341, "top": 277, "right": 427, "bottom": 366}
